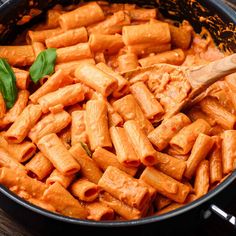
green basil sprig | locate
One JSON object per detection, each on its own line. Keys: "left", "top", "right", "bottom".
{"left": 29, "top": 48, "right": 57, "bottom": 83}
{"left": 80, "top": 142, "right": 92, "bottom": 157}
{"left": 0, "top": 59, "right": 18, "bottom": 109}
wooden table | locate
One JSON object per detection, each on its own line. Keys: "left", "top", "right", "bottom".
{"left": 0, "top": 1, "right": 235, "bottom": 236}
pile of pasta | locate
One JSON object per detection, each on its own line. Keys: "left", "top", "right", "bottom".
{"left": 0, "top": 1, "right": 235, "bottom": 221}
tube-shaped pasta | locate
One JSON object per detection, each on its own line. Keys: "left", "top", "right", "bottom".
{"left": 46, "top": 27, "right": 88, "bottom": 48}
{"left": 169, "top": 119, "right": 211, "bottom": 155}
{"left": 46, "top": 9, "right": 61, "bottom": 29}
{"left": 124, "top": 120, "right": 157, "bottom": 166}
{"left": 200, "top": 97, "right": 236, "bottom": 130}
{"left": 109, "top": 126, "right": 140, "bottom": 167}
{"left": 130, "top": 82, "right": 164, "bottom": 120}
{"left": 0, "top": 147, "right": 25, "bottom": 171}
{"left": 38, "top": 83, "right": 85, "bottom": 113}
{"left": 29, "top": 70, "right": 74, "bottom": 103}
{"left": 113, "top": 94, "right": 154, "bottom": 134}
{"left": 89, "top": 33, "right": 124, "bottom": 55}
{"left": 99, "top": 192, "right": 141, "bottom": 220}
{"left": 71, "top": 111, "right": 87, "bottom": 146}
{"left": 228, "top": 89, "right": 236, "bottom": 115}
{"left": 56, "top": 43, "right": 93, "bottom": 64}
{"left": 87, "top": 202, "right": 114, "bottom": 221}
{"left": 140, "top": 167, "right": 190, "bottom": 203}
{"left": 128, "top": 9, "right": 156, "bottom": 21}
{"left": 74, "top": 63, "right": 118, "bottom": 97}
{"left": 0, "top": 93, "right": 6, "bottom": 119}
{"left": 209, "top": 136, "right": 223, "bottom": 184}
{"left": 138, "top": 179, "right": 157, "bottom": 203}
{"left": 122, "top": 22, "right": 170, "bottom": 45}
{"left": 155, "top": 152, "right": 187, "bottom": 181}
{"left": 12, "top": 67, "right": 30, "bottom": 90}
{"left": 166, "top": 150, "right": 189, "bottom": 161}
{"left": 4, "top": 104, "right": 42, "bottom": 143}
{"left": 139, "top": 49, "right": 185, "bottom": 67}
{"left": 68, "top": 104, "right": 83, "bottom": 114}
{"left": 58, "top": 126, "right": 71, "bottom": 149}
{"left": 92, "top": 147, "right": 137, "bottom": 176}
{"left": 94, "top": 52, "right": 106, "bottom": 64}
{"left": 59, "top": 2, "right": 105, "bottom": 30}
{"left": 187, "top": 108, "right": 216, "bottom": 126}
{"left": 71, "top": 178, "right": 99, "bottom": 202}
{"left": 96, "top": 62, "right": 129, "bottom": 98}
{"left": 222, "top": 130, "right": 236, "bottom": 175}
{"left": 42, "top": 182, "right": 88, "bottom": 218}
{"left": 157, "top": 203, "right": 184, "bottom": 215}
{"left": 127, "top": 43, "right": 171, "bottom": 57}
{"left": 28, "top": 198, "right": 56, "bottom": 212}
{"left": 194, "top": 160, "right": 210, "bottom": 198}
{"left": 46, "top": 169, "right": 74, "bottom": 188}
{"left": 87, "top": 10, "right": 130, "bottom": 35}
{"left": 154, "top": 194, "right": 172, "bottom": 210}
{"left": 32, "top": 42, "right": 45, "bottom": 57}
{"left": 27, "top": 28, "right": 63, "bottom": 43}
{"left": 184, "top": 134, "right": 214, "bottom": 179}
{"left": 0, "top": 90, "right": 29, "bottom": 128}
{"left": 55, "top": 59, "right": 95, "bottom": 76}
{"left": 185, "top": 193, "right": 199, "bottom": 203}
{"left": 98, "top": 166, "right": 150, "bottom": 209}
{"left": 183, "top": 180, "right": 195, "bottom": 194}
{"left": 0, "top": 167, "right": 47, "bottom": 198}
{"left": 37, "top": 133, "right": 80, "bottom": 176}
{"left": 86, "top": 100, "right": 112, "bottom": 150}
{"left": 169, "top": 24, "right": 192, "bottom": 49}
{"left": 25, "top": 152, "right": 54, "bottom": 180}
{"left": 0, "top": 45, "right": 35, "bottom": 66}
{"left": 148, "top": 113, "right": 191, "bottom": 151}
{"left": 69, "top": 143, "right": 103, "bottom": 184}
{"left": 29, "top": 110, "right": 71, "bottom": 143}
{"left": 117, "top": 53, "right": 139, "bottom": 73}
{"left": 1, "top": 140, "right": 36, "bottom": 163}
{"left": 106, "top": 102, "right": 123, "bottom": 127}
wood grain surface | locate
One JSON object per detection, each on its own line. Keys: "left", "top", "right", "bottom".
{"left": 0, "top": 1, "right": 235, "bottom": 236}
{"left": 0, "top": 208, "right": 32, "bottom": 236}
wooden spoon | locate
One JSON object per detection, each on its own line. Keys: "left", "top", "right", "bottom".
{"left": 123, "top": 53, "right": 236, "bottom": 120}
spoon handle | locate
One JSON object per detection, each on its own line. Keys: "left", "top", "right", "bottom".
{"left": 188, "top": 53, "right": 236, "bottom": 89}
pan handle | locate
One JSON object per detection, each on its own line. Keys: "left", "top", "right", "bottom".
{"left": 207, "top": 204, "right": 236, "bottom": 228}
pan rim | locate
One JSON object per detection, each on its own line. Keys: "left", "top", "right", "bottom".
{"left": 0, "top": 0, "right": 236, "bottom": 228}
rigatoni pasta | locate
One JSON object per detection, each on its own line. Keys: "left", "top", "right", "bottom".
{"left": 98, "top": 166, "right": 150, "bottom": 209}
{"left": 0, "top": 0, "right": 234, "bottom": 222}
{"left": 85, "top": 99, "right": 112, "bottom": 150}
{"left": 4, "top": 104, "right": 42, "bottom": 143}
{"left": 37, "top": 133, "right": 80, "bottom": 176}
{"left": 46, "top": 169, "right": 75, "bottom": 188}
{"left": 28, "top": 110, "right": 71, "bottom": 143}
{"left": 74, "top": 63, "right": 118, "bottom": 97}
{"left": 25, "top": 152, "right": 54, "bottom": 180}
{"left": 109, "top": 126, "right": 140, "bottom": 167}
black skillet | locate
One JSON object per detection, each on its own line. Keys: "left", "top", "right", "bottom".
{"left": 0, "top": 0, "right": 236, "bottom": 235}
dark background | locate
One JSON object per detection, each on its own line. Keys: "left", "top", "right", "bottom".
{"left": 0, "top": 0, "right": 235, "bottom": 235}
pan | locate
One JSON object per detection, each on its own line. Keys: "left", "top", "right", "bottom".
{"left": 0, "top": 0, "right": 236, "bottom": 235}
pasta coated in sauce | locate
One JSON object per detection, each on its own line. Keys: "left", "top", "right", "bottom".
{"left": 0, "top": 1, "right": 233, "bottom": 221}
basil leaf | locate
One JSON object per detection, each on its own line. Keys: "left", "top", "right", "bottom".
{"left": 80, "top": 142, "right": 92, "bottom": 157}
{"left": 29, "top": 48, "right": 57, "bottom": 83}
{"left": 0, "top": 59, "right": 18, "bottom": 109}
